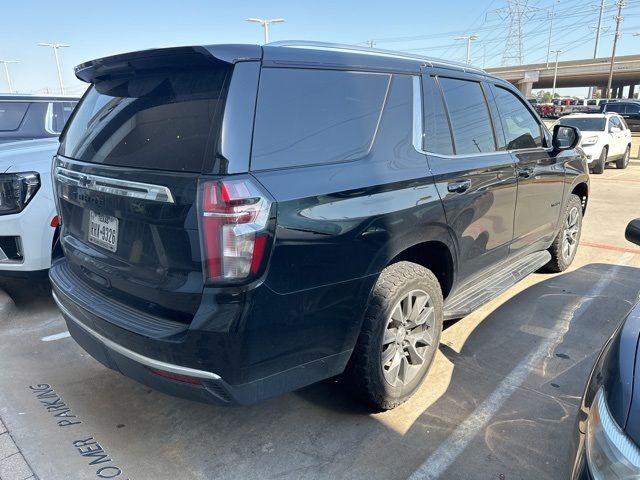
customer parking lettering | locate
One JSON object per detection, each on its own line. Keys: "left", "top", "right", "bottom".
{"left": 28, "top": 384, "right": 131, "bottom": 479}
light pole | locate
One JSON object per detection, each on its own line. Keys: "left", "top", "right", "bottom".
{"left": 454, "top": 35, "right": 478, "bottom": 64}
{"left": 0, "top": 60, "right": 18, "bottom": 93}
{"left": 606, "top": 0, "right": 625, "bottom": 99}
{"left": 246, "top": 18, "right": 285, "bottom": 44}
{"left": 588, "top": 0, "right": 607, "bottom": 98}
{"left": 551, "top": 49, "right": 562, "bottom": 99}
{"left": 546, "top": 0, "right": 560, "bottom": 68}
{"left": 38, "top": 43, "right": 70, "bottom": 94}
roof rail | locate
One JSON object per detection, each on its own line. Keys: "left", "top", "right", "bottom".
{"left": 266, "top": 40, "right": 486, "bottom": 75}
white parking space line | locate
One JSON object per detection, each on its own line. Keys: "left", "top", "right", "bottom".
{"left": 41, "top": 331, "right": 71, "bottom": 342}
{"left": 607, "top": 170, "right": 631, "bottom": 179}
{"left": 408, "top": 253, "right": 635, "bottom": 480}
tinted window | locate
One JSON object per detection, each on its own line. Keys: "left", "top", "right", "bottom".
{"left": 605, "top": 103, "right": 623, "bottom": 113}
{"left": 51, "top": 101, "right": 77, "bottom": 133}
{"left": 0, "top": 102, "right": 29, "bottom": 131}
{"left": 59, "top": 66, "right": 230, "bottom": 172}
{"left": 587, "top": 100, "right": 597, "bottom": 106}
{"left": 251, "top": 68, "right": 390, "bottom": 170}
{"left": 492, "top": 86, "right": 542, "bottom": 149}
{"left": 439, "top": 77, "right": 495, "bottom": 154}
{"left": 625, "top": 104, "right": 640, "bottom": 114}
{"left": 422, "top": 76, "right": 454, "bottom": 155}
{"left": 560, "top": 117, "right": 606, "bottom": 131}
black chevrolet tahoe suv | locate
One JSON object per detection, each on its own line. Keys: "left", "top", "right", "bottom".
{"left": 50, "top": 42, "right": 588, "bottom": 410}
{"left": 0, "top": 95, "right": 79, "bottom": 143}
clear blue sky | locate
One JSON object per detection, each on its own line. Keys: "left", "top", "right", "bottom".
{"left": 1, "top": 0, "right": 639, "bottom": 96}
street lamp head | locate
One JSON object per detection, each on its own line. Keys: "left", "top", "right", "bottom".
{"left": 454, "top": 35, "right": 478, "bottom": 41}
{"left": 247, "top": 18, "right": 263, "bottom": 24}
{"left": 38, "top": 43, "right": 70, "bottom": 49}
{"left": 269, "top": 18, "right": 285, "bottom": 23}
{"left": 0, "top": 60, "right": 19, "bottom": 64}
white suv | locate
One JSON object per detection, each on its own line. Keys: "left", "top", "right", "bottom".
{"left": 557, "top": 113, "right": 632, "bottom": 174}
{"left": 0, "top": 138, "right": 60, "bottom": 275}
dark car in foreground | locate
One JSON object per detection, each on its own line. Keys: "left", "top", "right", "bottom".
{"left": 569, "top": 219, "right": 640, "bottom": 479}
{"left": 50, "top": 42, "right": 588, "bottom": 409}
{"left": 0, "top": 95, "right": 79, "bottom": 143}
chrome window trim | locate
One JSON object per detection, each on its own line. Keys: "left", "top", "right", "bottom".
{"left": 55, "top": 167, "right": 175, "bottom": 204}
{"left": 414, "top": 75, "right": 548, "bottom": 159}
{"left": 44, "top": 102, "right": 56, "bottom": 135}
{"left": 412, "top": 75, "right": 427, "bottom": 154}
{"left": 52, "top": 290, "right": 221, "bottom": 381}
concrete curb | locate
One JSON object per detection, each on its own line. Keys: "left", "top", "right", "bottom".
{"left": 0, "top": 288, "right": 16, "bottom": 322}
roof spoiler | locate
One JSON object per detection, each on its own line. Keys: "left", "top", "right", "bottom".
{"left": 74, "top": 44, "right": 262, "bottom": 83}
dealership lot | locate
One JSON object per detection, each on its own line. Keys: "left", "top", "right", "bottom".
{"left": 0, "top": 162, "right": 639, "bottom": 480}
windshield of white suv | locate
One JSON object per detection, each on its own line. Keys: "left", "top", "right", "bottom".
{"left": 559, "top": 117, "right": 606, "bottom": 131}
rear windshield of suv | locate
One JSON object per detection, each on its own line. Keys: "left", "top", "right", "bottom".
{"left": 559, "top": 117, "right": 606, "bottom": 131}
{"left": 0, "top": 102, "right": 29, "bottom": 131}
{"left": 59, "top": 66, "right": 230, "bottom": 172}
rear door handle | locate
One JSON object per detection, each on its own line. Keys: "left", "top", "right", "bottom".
{"left": 447, "top": 179, "right": 471, "bottom": 193}
{"left": 517, "top": 167, "right": 534, "bottom": 178}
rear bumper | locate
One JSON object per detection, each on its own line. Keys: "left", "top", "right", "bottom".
{"left": 50, "top": 259, "right": 357, "bottom": 405}
{"left": 54, "top": 289, "right": 238, "bottom": 404}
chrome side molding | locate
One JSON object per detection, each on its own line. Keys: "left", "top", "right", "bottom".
{"left": 55, "top": 167, "right": 175, "bottom": 204}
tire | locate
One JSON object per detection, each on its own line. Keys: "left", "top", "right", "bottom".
{"left": 545, "top": 194, "right": 583, "bottom": 273}
{"left": 592, "top": 147, "right": 606, "bottom": 174}
{"left": 344, "top": 261, "right": 443, "bottom": 410}
{"left": 616, "top": 145, "right": 630, "bottom": 169}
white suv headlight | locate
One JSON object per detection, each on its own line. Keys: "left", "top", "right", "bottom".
{"left": 586, "top": 387, "right": 640, "bottom": 479}
{"left": 582, "top": 136, "right": 599, "bottom": 146}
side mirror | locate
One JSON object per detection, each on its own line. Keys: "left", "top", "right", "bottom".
{"left": 626, "top": 219, "right": 640, "bottom": 246}
{"left": 610, "top": 126, "right": 621, "bottom": 133}
{"left": 553, "top": 124, "right": 581, "bottom": 151}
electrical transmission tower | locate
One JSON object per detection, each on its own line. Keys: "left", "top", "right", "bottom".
{"left": 494, "top": 0, "right": 544, "bottom": 66}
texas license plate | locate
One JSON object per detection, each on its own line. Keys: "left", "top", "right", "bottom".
{"left": 88, "top": 211, "right": 119, "bottom": 252}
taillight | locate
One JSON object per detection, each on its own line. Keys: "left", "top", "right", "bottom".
{"left": 199, "top": 178, "right": 272, "bottom": 282}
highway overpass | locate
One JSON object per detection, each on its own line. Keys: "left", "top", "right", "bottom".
{"left": 486, "top": 54, "right": 640, "bottom": 98}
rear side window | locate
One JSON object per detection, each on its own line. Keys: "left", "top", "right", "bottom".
{"left": 491, "top": 86, "right": 543, "bottom": 150}
{"left": 422, "top": 76, "right": 454, "bottom": 155}
{"left": 605, "top": 103, "right": 623, "bottom": 113}
{"left": 0, "top": 102, "right": 29, "bottom": 131}
{"left": 438, "top": 78, "right": 495, "bottom": 155}
{"left": 251, "top": 68, "right": 390, "bottom": 170}
{"left": 625, "top": 104, "right": 640, "bottom": 114}
{"left": 59, "top": 66, "right": 230, "bottom": 172}
{"left": 51, "top": 101, "right": 77, "bottom": 134}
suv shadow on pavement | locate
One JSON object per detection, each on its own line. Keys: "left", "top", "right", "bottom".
{"left": 0, "top": 273, "right": 53, "bottom": 311}
{"left": 1, "top": 262, "right": 636, "bottom": 480}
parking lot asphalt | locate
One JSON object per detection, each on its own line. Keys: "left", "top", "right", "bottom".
{"left": 1, "top": 164, "right": 640, "bottom": 480}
